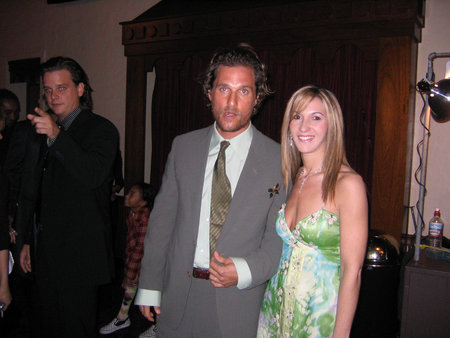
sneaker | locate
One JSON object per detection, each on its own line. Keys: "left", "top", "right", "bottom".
{"left": 139, "top": 325, "right": 158, "bottom": 337}
{"left": 99, "top": 318, "right": 131, "bottom": 334}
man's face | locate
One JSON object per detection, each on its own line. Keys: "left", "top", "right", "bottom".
{"left": 0, "top": 99, "right": 19, "bottom": 127}
{"left": 208, "top": 65, "right": 257, "bottom": 139}
{"left": 43, "top": 69, "right": 84, "bottom": 121}
{"left": 0, "top": 117, "right": 5, "bottom": 140}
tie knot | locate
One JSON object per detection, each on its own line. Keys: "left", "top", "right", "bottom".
{"left": 220, "top": 140, "right": 230, "bottom": 153}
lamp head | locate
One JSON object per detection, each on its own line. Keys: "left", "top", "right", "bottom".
{"left": 418, "top": 78, "right": 450, "bottom": 123}
{"left": 429, "top": 79, "right": 450, "bottom": 123}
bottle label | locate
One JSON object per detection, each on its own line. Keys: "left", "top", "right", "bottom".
{"left": 429, "top": 222, "right": 443, "bottom": 237}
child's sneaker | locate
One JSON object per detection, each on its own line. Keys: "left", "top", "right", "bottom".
{"left": 99, "top": 318, "right": 131, "bottom": 334}
{"left": 139, "top": 325, "right": 158, "bottom": 337}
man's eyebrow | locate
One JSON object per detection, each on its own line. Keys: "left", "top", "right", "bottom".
{"left": 43, "top": 84, "right": 68, "bottom": 88}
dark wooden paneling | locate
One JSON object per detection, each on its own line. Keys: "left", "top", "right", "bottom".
{"left": 371, "top": 36, "right": 415, "bottom": 240}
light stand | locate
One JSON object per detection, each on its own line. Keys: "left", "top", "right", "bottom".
{"left": 413, "top": 52, "right": 450, "bottom": 261}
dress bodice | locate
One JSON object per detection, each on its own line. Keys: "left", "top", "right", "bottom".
{"left": 276, "top": 204, "right": 340, "bottom": 263}
{"left": 258, "top": 204, "right": 342, "bottom": 337}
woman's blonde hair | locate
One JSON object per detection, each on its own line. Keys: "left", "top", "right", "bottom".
{"left": 281, "top": 85, "right": 349, "bottom": 202}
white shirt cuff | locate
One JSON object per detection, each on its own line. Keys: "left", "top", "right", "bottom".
{"left": 230, "top": 257, "right": 252, "bottom": 289}
{"left": 134, "top": 289, "right": 161, "bottom": 306}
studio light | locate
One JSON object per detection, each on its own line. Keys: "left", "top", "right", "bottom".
{"left": 417, "top": 78, "right": 450, "bottom": 122}
{"left": 412, "top": 52, "right": 450, "bottom": 261}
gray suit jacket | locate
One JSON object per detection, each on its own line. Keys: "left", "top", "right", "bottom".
{"left": 139, "top": 124, "right": 284, "bottom": 337}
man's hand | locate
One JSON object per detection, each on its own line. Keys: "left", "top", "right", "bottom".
{"left": 0, "top": 250, "right": 12, "bottom": 311}
{"left": 209, "top": 251, "right": 238, "bottom": 288}
{"left": 8, "top": 215, "right": 17, "bottom": 244}
{"left": 139, "top": 305, "right": 160, "bottom": 322}
{"left": 0, "top": 287, "right": 12, "bottom": 312}
{"left": 8, "top": 225, "right": 17, "bottom": 244}
{"left": 20, "top": 244, "right": 32, "bottom": 273}
{"left": 27, "top": 107, "right": 60, "bottom": 140}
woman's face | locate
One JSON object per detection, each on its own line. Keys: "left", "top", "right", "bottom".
{"left": 289, "top": 97, "right": 328, "bottom": 156}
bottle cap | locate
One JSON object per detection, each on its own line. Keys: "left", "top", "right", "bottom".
{"left": 434, "top": 208, "right": 440, "bottom": 216}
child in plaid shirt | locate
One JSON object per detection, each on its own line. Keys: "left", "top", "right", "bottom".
{"left": 100, "top": 182, "right": 156, "bottom": 335}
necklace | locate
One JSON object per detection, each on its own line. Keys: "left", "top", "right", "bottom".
{"left": 298, "top": 167, "right": 322, "bottom": 194}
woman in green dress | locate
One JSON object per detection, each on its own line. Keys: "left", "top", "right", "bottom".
{"left": 258, "top": 86, "right": 368, "bottom": 337}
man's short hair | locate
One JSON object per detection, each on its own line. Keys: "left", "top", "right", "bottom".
{"left": 0, "top": 88, "right": 21, "bottom": 116}
{"left": 40, "top": 57, "right": 93, "bottom": 110}
{"left": 202, "top": 43, "right": 272, "bottom": 114}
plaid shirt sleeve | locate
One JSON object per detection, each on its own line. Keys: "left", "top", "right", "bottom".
{"left": 124, "top": 208, "right": 150, "bottom": 284}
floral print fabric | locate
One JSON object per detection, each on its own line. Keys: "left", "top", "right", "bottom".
{"left": 258, "top": 204, "right": 340, "bottom": 337}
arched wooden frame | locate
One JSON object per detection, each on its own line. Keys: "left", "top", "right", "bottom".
{"left": 121, "top": 0, "right": 424, "bottom": 242}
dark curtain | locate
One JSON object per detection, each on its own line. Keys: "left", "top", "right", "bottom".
{"left": 150, "top": 44, "right": 377, "bottom": 195}
{"left": 150, "top": 55, "right": 212, "bottom": 187}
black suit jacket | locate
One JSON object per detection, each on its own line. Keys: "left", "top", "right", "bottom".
{"left": 4, "top": 120, "right": 35, "bottom": 219}
{"left": 0, "top": 171, "right": 9, "bottom": 251}
{"left": 14, "top": 124, "right": 45, "bottom": 248}
{"left": 18, "top": 110, "right": 118, "bottom": 286}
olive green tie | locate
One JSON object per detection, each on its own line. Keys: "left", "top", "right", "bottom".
{"left": 210, "top": 141, "right": 231, "bottom": 258}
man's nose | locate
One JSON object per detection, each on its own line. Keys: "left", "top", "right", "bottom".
{"left": 51, "top": 90, "right": 59, "bottom": 100}
{"left": 227, "top": 91, "right": 238, "bottom": 106}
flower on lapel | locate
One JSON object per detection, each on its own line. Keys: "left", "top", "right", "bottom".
{"left": 268, "top": 183, "right": 280, "bottom": 198}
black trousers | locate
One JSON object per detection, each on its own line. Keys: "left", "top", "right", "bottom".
{"left": 35, "top": 275, "right": 98, "bottom": 338}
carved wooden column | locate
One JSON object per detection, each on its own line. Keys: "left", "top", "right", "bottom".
{"left": 124, "top": 56, "right": 147, "bottom": 184}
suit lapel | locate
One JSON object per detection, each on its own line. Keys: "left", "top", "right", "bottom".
{"left": 221, "top": 127, "right": 267, "bottom": 230}
{"left": 64, "top": 110, "right": 90, "bottom": 137}
{"left": 188, "top": 126, "right": 214, "bottom": 235}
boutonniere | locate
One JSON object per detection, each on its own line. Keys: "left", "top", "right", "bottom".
{"left": 268, "top": 183, "right": 280, "bottom": 198}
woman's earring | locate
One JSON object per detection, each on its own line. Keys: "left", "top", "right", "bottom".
{"left": 289, "top": 134, "right": 294, "bottom": 147}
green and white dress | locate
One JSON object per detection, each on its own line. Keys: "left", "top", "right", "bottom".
{"left": 258, "top": 204, "right": 341, "bottom": 337}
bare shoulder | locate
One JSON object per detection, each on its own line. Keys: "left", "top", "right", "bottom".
{"left": 335, "top": 166, "right": 367, "bottom": 204}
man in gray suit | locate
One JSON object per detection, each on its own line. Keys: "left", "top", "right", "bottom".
{"left": 135, "top": 44, "right": 284, "bottom": 337}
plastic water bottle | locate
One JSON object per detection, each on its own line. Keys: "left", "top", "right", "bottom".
{"left": 428, "top": 208, "right": 444, "bottom": 248}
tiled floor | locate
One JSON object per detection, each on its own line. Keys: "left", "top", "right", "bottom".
{"left": 0, "top": 259, "right": 154, "bottom": 338}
